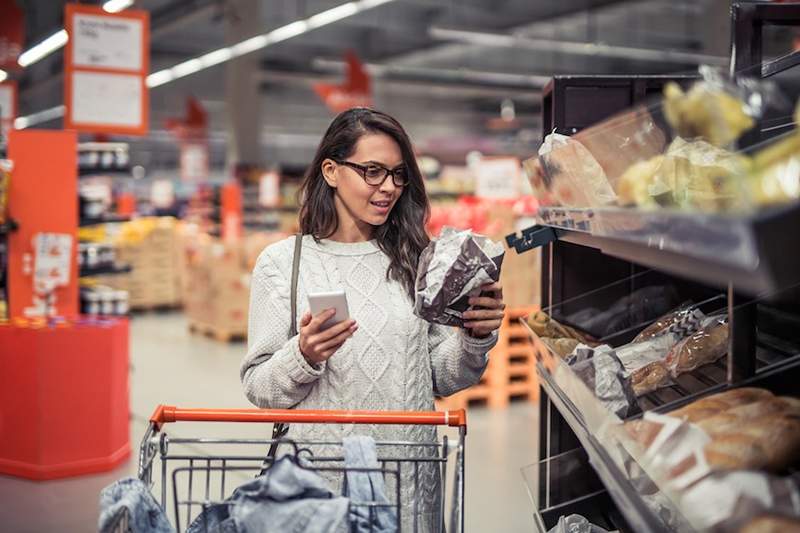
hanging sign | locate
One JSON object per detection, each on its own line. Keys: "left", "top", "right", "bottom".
{"left": 0, "top": 81, "right": 16, "bottom": 139}
{"left": 314, "top": 51, "right": 372, "bottom": 113}
{"left": 64, "top": 4, "right": 149, "bottom": 135}
{"left": 473, "top": 156, "right": 522, "bottom": 200}
{"left": 0, "top": 0, "right": 24, "bottom": 70}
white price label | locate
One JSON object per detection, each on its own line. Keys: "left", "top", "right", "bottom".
{"left": 71, "top": 71, "right": 142, "bottom": 127}
{"left": 150, "top": 180, "right": 175, "bottom": 208}
{"left": 72, "top": 13, "right": 143, "bottom": 71}
{"left": 258, "top": 172, "right": 281, "bottom": 207}
{"left": 33, "top": 233, "right": 73, "bottom": 290}
{"left": 473, "top": 157, "right": 521, "bottom": 199}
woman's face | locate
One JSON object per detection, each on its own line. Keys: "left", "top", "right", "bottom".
{"left": 323, "top": 132, "right": 405, "bottom": 228}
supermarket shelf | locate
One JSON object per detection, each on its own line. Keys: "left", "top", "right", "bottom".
{"left": 79, "top": 215, "right": 131, "bottom": 227}
{"left": 0, "top": 219, "right": 18, "bottom": 234}
{"left": 537, "top": 362, "right": 671, "bottom": 532}
{"left": 78, "top": 167, "right": 131, "bottom": 177}
{"left": 79, "top": 264, "right": 132, "bottom": 277}
{"left": 507, "top": 204, "right": 800, "bottom": 296}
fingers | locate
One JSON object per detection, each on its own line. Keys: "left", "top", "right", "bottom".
{"left": 463, "top": 308, "right": 505, "bottom": 321}
{"left": 316, "top": 323, "right": 357, "bottom": 351}
{"left": 312, "top": 317, "right": 356, "bottom": 343}
{"left": 468, "top": 296, "right": 506, "bottom": 310}
{"left": 481, "top": 281, "right": 503, "bottom": 296}
{"left": 300, "top": 312, "right": 312, "bottom": 327}
{"left": 307, "top": 308, "right": 337, "bottom": 332}
{"left": 465, "top": 319, "right": 503, "bottom": 336}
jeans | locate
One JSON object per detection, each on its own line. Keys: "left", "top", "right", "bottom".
{"left": 343, "top": 435, "right": 398, "bottom": 533}
{"left": 188, "top": 456, "right": 349, "bottom": 533}
{"left": 99, "top": 477, "right": 173, "bottom": 533}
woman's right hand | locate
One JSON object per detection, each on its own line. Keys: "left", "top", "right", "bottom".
{"left": 298, "top": 309, "right": 357, "bottom": 365}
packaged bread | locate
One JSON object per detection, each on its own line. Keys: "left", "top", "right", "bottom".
{"left": 664, "top": 317, "right": 729, "bottom": 376}
{"left": 540, "top": 337, "right": 580, "bottom": 358}
{"left": 633, "top": 303, "right": 698, "bottom": 342}
{"left": 631, "top": 361, "right": 670, "bottom": 397}
{"left": 667, "top": 387, "right": 774, "bottom": 422}
{"left": 526, "top": 311, "right": 592, "bottom": 343}
{"left": 696, "top": 397, "right": 800, "bottom": 435}
{"left": 705, "top": 434, "right": 770, "bottom": 470}
{"left": 740, "top": 514, "right": 800, "bottom": 533}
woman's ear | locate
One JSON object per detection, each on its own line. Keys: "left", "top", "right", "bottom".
{"left": 321, "top": 158, "right": 338, "bottom": 188}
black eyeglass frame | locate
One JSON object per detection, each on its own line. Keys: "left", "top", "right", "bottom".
{"left": 333, "top": 159, "right": 409, "bottom": 187}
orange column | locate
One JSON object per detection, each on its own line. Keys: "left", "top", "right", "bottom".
{"left": 7, "top": 130, "right": 78, "bottom": 318}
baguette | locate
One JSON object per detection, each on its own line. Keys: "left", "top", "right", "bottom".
{"left": 737, "top": 415, "right": 800, "bottom": 471}
{"left": 704, "top": 434, "right": 769, "bottom": 470}
{"left": 697, "top": 398, "right": 796, "bottom": 435}
{"left": 740, "top": 514, "right": 800, "bottom": 533}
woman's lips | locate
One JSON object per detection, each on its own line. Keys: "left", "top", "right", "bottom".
{"left": 370, "top": 199, "right": 391, "bottom": 213}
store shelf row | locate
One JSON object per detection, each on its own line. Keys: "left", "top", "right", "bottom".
{"left": 79, "top": 264, "right": 132, "bottom": 277}
{"left": 527, "top": 316, "right": 800, "bottom": 532}
{"left": 507, "top": 204, "right": 800, "bottom": 297}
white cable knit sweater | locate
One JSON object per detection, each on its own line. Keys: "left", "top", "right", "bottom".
{"left": 241, "top": 235, "right": 497, "bottom": 531}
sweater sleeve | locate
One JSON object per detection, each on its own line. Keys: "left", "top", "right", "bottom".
{"left": 240, "top": 240, "right": 325, "bottom": 408}
{"left": 428, "top": 323, "right": 497, "bottom": 397}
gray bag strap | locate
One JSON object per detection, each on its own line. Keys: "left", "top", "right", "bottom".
{"left": 290, "top": 233, "right": 303, "bottom": 337}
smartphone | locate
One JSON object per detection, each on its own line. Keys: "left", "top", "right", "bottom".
{"left": 307, "top": 290, "right": 350, "bottom": 330}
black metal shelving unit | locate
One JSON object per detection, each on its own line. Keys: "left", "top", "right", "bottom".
{"left": 508, "top": 6, "right": 800, "bottom": 529}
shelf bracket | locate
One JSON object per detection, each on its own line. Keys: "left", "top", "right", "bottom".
{"left": 506, "top": 225, "right": 558, "bottom": 254}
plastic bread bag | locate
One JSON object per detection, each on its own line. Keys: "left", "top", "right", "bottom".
{"left": 547, "top": 514, "right": 612, "bottom": 533}
{"left": 664, "top": 314, "right": 729, "bottom": 378}
{"left": 567, "top": 344, "right": 641, "bottom": 418}
{"left": 633, "top": 302, "right": 701, "bottom": 342}
{"left": 414, "top": 227, "right": 505, "bottom": 327}
{"left": 538, "top": 132, "right": 617, "bottom": 207}
{"left": 521, "top": 155, "right": 556, "bottom": 206}
{"left": 617, "top": 335, "right": 680, "bottom": 397}
{"left": 662, "top": 65, "right": 786, "bottom": 148}
{"left": 526, "top": 310, "right": 594, "bottom": 344}
{"left": 679, "top": 470, "right": 800, "bottom": 532}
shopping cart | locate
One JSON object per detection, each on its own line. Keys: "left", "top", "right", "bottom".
{"left": 117, "top": 404, "right": 467, "bottom": 533}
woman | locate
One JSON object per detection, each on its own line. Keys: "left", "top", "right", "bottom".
{"left": 241, "top": 108, "right": 505, "bottom": 530}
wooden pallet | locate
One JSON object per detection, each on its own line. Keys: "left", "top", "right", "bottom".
{"left": 436, "top": 306, "right": 539, "bottom": 411}
{"left": 188, "top": 321, "right": 246, "bottom": 342}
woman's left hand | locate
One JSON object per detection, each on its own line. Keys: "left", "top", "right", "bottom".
{"left": 463, "top": 282, "right": 506, "bottom": 338}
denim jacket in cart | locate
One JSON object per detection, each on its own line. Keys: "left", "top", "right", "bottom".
{"left": 188, "top": 456, "right": 350, "bottom": 533}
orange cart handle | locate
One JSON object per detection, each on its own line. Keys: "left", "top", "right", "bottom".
{"left": 149, "top": 405, "right": 467, "bottom": 430}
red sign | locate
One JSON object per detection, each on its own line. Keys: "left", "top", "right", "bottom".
{"left": 314, "top": 51, "right": 372, "bottom": 113}
{"left": 0, "top": 0, "right": 24, "bottom": 70}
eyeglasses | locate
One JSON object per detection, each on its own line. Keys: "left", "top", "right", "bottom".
{"left": 334, "top": 160, "right": 409, "bottom": 187}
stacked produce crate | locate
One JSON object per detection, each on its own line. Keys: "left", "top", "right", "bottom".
{"left": 182, "top": 231, "right": 286, "bottom": 342}
{"left": 107, "top": 217, "right": 182, "bottom": 310}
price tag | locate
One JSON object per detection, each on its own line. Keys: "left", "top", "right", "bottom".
{"left": 473, "top": 157, "right": 522, "bottom": 199}
{"left": 33, "top": 233, "right": 73, "bottom": 290}
{"left": 150, "top": 180, "right": 175, "bottom": 208}
{"left": 258, "top": 171, "right": 281, "bottom": 207}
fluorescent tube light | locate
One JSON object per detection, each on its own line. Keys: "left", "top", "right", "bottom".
{"left": 103, "top": 0, "right": 134, "bottom": 13}
{"left": 18, "top": 29, "right": 68, "bottom": 67}
{"left": 0, "top": 70, "right": 7, "bottom": 83}
{"left": 14, "top": 105, "right": 65, "bottom": 129}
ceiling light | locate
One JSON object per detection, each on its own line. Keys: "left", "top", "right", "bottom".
{"left": 103, "top": 0, "right": 134, "bottom": 13}
{"left": 0, "top": 70, "right": 7, "bottom": 83}
{"left": 14, "top": 105, "right": 65, "bottom": 129}
{"left": 18, "top": 29, "right": 68, "bottom": 67}
{"left": 145, "top": 0, "right": 397, "bottom": 89}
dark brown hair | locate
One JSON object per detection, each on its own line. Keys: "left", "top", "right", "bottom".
{"left": 299, "top": 108, "right": 430, "bottom": 298}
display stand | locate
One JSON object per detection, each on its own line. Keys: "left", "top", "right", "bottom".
{"left": 0, "top": 129, "right": 131, "bottom": 480}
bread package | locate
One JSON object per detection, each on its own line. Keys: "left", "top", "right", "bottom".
{"left": 541, "top": 337, "right": 580, "bottom": 358}
{"left": 526, "top": 311, "right": 592, "bottom": 344}
{"left": 740, "top": 514, "right": 800, "bottom": 533}
{"left": 668, "top": 387, "right": 774, "bottom": 423}
{"left": 665, "top": 317, "right": 729, "bottom": 376}
{"left": 631, "top": 361, "right": 670, "bottom": 396}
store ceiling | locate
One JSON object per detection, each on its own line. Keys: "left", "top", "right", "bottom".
{"left": 10, "top": 0, "right": 775, "bottom": 169}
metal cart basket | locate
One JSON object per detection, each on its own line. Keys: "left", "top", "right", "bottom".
{"left": 115, "top": 404, "right": 467, "bottom": 533}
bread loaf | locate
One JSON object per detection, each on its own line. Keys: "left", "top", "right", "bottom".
{"left": 739, "top": 514, "right": 800, "bottom": 533}
{"left": 697, "top": 398, "right": 795, "bottom": 435}
{"left": 631, "top": 361, "right": 670, "bottom": 396}
{"left": 669, "top": 388, "right": 774, "bottom": 422}
{"left": 541, "top": 337, "right": 580, "bottom": 358}
{"left": 704, "top": 434, "right": 769, "bottom": 470}
{"left": 737, "top": 415, "right": 800, "bottom": 471}
{"left": 666, "top": 322, "right": 728, "bottom": 375}
{"left": 526, "top": 311, "right": 591, "bottom": 343}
